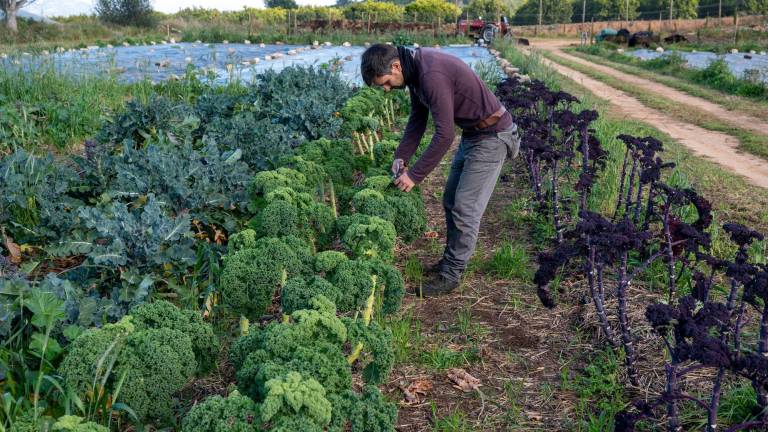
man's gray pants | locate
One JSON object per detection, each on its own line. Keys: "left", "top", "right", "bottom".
{"left": 439, "top": 124, "right": 520, "bottom": 282}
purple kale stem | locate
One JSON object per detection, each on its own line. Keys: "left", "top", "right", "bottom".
{"left": 624, "top": 155, "right": 639, "bottom": 219}
{"left": 709, "top": 368, "right": 726, "bottom": 432}
{"left": 580, "top": 123, "right": 591, "bottom": 212}
{"left": 756, "top": 303, "right": 768, "bottom": 419}
{"left": 633, "top": 182, "right": 644, "bottom": 225}
{"left": 662, "top": 204, "right": 678, "bottom": 304}
{"left": 723, "top": 420, "right": 768, "bottom": 432}
{"left": 642, "top": 186, "right": 656, "bottom": 232}
{"left": 734, "top": 299, "right": 746, "bottom": 354}
{"left": 665, "top": 363, "right": 682, "bottom": 432}
{"left": 613, "top": 147, "right": 630, "bottom": 221}
{"left": 710, "top": 278, "right": 742, "bottom": 432}
{"left": 552, "top": 158, "right": 563, "bottom": 243}
{"left": 618, "top": 250, "right": 639, "bottom": 386}
{"left": 591, "top": 253, "right": 617, "bottom": 347}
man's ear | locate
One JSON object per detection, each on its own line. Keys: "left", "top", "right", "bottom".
{"left": 391, "top": 60, "right": 402, "bottom": 74}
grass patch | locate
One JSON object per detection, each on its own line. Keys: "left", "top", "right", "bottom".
{"left": 541, "top": 49, "right": 768, "bottom": 161}
{"left": 419, "top": 345, "right": 480, "bottom": 371}
{"left": 486, "top": 241, "right": 533, "bottom": 282}
{"left": 431, "top": 405, "right": 476, "bottom": 432}
{"left": 389, "top": 311, "right": 424, "bottom": 365}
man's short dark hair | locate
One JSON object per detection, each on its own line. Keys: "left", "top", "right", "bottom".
{"left": 361, "top": 44, "right": 399, "bottom": 86}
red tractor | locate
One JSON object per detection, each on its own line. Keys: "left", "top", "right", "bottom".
{"left": 457, "top": 16, "right": 511, "bottom": 44}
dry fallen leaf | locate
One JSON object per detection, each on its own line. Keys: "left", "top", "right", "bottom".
{"left": 447, "top": 368, "right": 481, "bottom": 392}
{"left": 424, "top": 231, "right": 439, "bottom": 239}
{"left": 2, "top": 231, "right": 22, "bottom": 265}
{"left": 525, "top": 411, "right": 543, "bottom": 421}
{"left": 401, "top": 379, "right": 432, "bottom": 405}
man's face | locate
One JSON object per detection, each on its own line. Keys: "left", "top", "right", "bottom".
{"left": 372, "top": 60, "right": 405, "bottom": 92}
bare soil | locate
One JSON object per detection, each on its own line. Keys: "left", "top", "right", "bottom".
{"left": 529, "top": 39, "right": 768, "bottom": 190}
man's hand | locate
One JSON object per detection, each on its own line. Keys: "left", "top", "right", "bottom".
{"left": 394, "top": 170, "right": 415, "bottom": 192}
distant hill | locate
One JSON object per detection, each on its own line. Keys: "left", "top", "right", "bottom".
{"left": 25, "top": 0, "right": 94, "bottom": 18}
{"left": 0, "top": 9, "right": 58, "bottom": 23}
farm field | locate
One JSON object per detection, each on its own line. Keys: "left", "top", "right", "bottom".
{"left": 2, "top": 16, "right": 768, "bottom": 432}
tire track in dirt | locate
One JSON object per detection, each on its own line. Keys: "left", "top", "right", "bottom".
{"left": 526, "top": 41, "right": 768, "bottom": 189}
{"left": 536, "top": 40, "right": 768, "bottom": 135}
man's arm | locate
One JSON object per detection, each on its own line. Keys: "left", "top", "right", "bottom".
{"left": 404, "top": 73, "right": 455, "bottom": 183}
{"left": 393, "top": 90, "right": 429, "bottom": 163}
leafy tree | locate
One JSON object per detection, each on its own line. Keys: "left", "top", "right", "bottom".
{"left": 0, "top": 0, "right": 37, "bottom": 33}
{"left": 639, "top": 0, "right": 699, "bottom": 19}
{"left": 594, "top": 0, "right": 640, "bottom": 20}
{"left": 95, "top": 0, "right": 155, "bottom": 27}
{"left": 344, "top": 0, "right": 405, "bottom": 22}
{"left": 512, "top": 0, "right": 573, "bottom": 25}
{"left": 744, "top": 0, "right": 768, "bottom": 15}
{"left": 466, "top": 0, "right": 507, "bottom": 19}
{"left": 266, "top": 0, "right": 298, "bottom": 8}
{"left": 405, "top": 0, "right": 462, "bottom": 23}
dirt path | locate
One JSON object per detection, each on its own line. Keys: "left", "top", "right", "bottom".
{"left": 526, "top": 39, "right": 768, "bottom": 189}
{"left": 389, "top": 156, "right": 587, "bottom": 431}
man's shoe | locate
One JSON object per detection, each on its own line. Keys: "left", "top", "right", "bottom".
{"left": 421, "top": 273, "right": 459, "bottom": 297}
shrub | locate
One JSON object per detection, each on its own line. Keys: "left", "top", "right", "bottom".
{"left": 338, "top": 214, "right": 396, "bottom": 261}
{"left": 281, "top": 276, "right": 341, "bottom": 314}
{"left": 130, "top": 300, "right": 219, "bottom": 375}
{"left": 51, "top": 416, "right": 108, "bottom": 432}
{"left": 114, "top": 328, "right": 197, "bottom": 421}
{"left": 181, "top": 391, "right": 260, "bottom": 432}
{"left": 96, "top": 0, "right": 156, "bottom": 27}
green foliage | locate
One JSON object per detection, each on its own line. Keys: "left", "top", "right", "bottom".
{"left": 281, "top": 276, "right": 341, "bottom": 314}
{"left": 253, "top": 168, "right": 308, "bottom": 196}
{"left": 343, "top": 0, "right": 405, "bottom": 22}
{"left": 296, "top": 138, "right": 365, "bottom": 185}
{"left": 59, "top": 317, "right": 135, "bottom": 398}
{"left": 233, "top": 296, "right": 351, "bottom": 401}
{"left": 328, "top": 387, "right": 397, "bottom": 432}
{"left": 328, "top": 258, "right": 404, "bottom": 314}
{"left": 96, "top": 0, "right": 156, "bottom": 27}
{"left": 342, "top": 318, "right": 394, "bottom": 385}
{"left": 115, "top": 327, "right": 197, "bottom": 421}
{"left": 405, "top": 0, "right": 462, "bottom": 22}
{"left": 314, "top": 251, "right": 349, "bottom": 274}
{"left": 466, "top": 0, "right": 509, "bottom": 20}
{"left": 181, "top": 391, "right": 260, "bottom": 432}
{"left": 338, "top": 214, "right": 396, "bottom": 261}
{"left": 261, "top": 372, "right": 332, "bottom": 426}
{"left": 266, "top": 0, "right": 298, "bottom": 8}
{"left": 512, "top": 0, "right": 572, "bottom": 25}
{"left": 487, "top": 241, "right": 533, "bottom": 282}
{"left": 0, "top": 149, "right": 83, "bottom": 244}
{"left": 228, "top": 229, "right": 259, "bottom": 253}
{"left": 51, "top": 416, "right": 108, "bottom": 432}
{"left": 220, "top": 237, "right": 308, "bottom": 318}
{"left": 130, "top": 300, "right": 219, "bottom": 375}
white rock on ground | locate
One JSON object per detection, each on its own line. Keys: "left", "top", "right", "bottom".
{"left": 228, "top": 48, "right": 236, "bottom": 54}
{"left": 656, "top": 47, "right": 664, "bottom": 53}
{"left": 265, "top": 55, "right": 272, "bottom": 60}
{"left": 170, "top": 38, "right": 176, "bottom": 44}
{"left": 342, "top": 42, "right": 351, "bottom": 47}
{"left": 287, "top": 50, "right": 297, "bottom": 55}
{"left": 223, "top": 40, "right": 229, "bottom": 44}
{"left": 196, "top": 40, "right": 202, "bottom": 44}
{"left": 413, "top": 43, "right": 419, "bottom": 48}
{"left": 259, "top": 43, "right": 266, "bottom": 48}
{"left": 244, "top": 40, "right": 251, "bottom": 44}
{"left": 617, "top": 48, "right": 624, "bottom": 53}
{"left": 731, "top": 48, "right": 738, "bottom": 54}
{"left": 185, "top": 57, "right": 192, "bottom": 63}
{"left": 313, "top": 40, "right": 320, "bottom": 46}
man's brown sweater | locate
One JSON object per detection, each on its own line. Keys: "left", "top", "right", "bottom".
{"left": 394, "top": 48, "right": 513, "bottom": 183}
